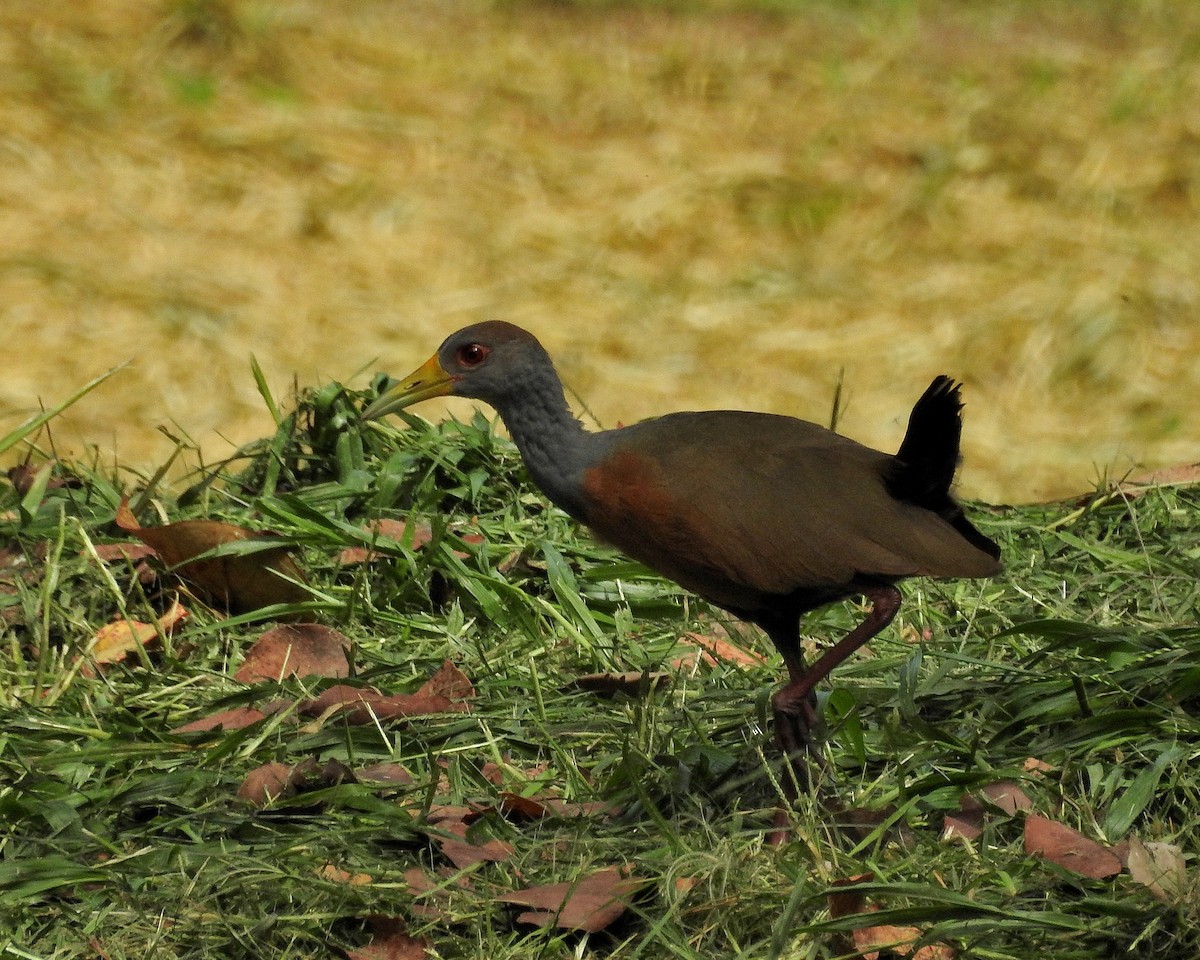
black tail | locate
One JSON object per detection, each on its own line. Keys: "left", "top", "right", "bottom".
{"left": 893, "top": 375, "right": 963, "bottom": 502}
{"left": 887, "top": 376, "right": 1000, "bottom": 560}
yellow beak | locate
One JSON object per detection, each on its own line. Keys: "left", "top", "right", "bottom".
{"left": 362, "top": 354, "right": 456, "bottom": 420}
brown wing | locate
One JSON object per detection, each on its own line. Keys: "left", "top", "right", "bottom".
{"left": 581, "top": 411, "right": 998, "bottom": 611}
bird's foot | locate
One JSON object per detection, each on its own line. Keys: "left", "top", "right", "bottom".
{"left": 768, "top": 694, "right": 822, "bottom": 845}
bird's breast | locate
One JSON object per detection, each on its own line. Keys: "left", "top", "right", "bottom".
{"left": 581, "top": 449, "right": 680, "bottom": 540}
{"left": 579, "top": 448, "right": 763, "bottom": 608}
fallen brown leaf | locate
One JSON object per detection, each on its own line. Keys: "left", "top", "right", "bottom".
{"left": 493, "top": 791, "right": 551, "bottom": 821}
{"left": 7, "top": 461, "right": 79, "bottom": 498}
{"left": 420, "top": 659, "right": 475, "bottom": 702}
{"left": 403, "top": 866, "right": 474, "bottom": 921}
{"left": 235, "top": 758, "right": 354, "bottom": 808}
{"left": 234, "top": 623, "right": 351, "bottom": 683}
{"left": 0, "top": 543, "right": 43, "bottom": 627}
{"left": 318, "top": 863, "right": 373, "bottom": 886}
{"left": 356, "top": 762, "right": 415, "bottom": 786}
{"left": 827, "top": 873, "right": 874, "bottom": 919}
{"left": 290, "top": 662, "right": 474, "bottom": 726}
{"left": 288, "top": 757, "right": 356, "bottom": 791}
{"left": 981, "top": 781, "right": 1033, "bottom": 815}
{"left": 83, "top": 600, "right": 188, "bottom": 676}
{"left": 673, "top": 876, "right": 698, "bottom": 896}
{"left": 1024, "top": 815, "right": 1122, "bottom": 879}
{"left": 337, "top": 518, "right": 431, "bottom": 566}
{"left": 172, "top": 704, "right": 280, "bottom": 734}
{"left": 426, "top": 804, "right": 474, "bottom": 824}
{"left": 498, "top": 868, "right": 644, "bottom": 932}
{"left": 912, "top": 944, "right": 957, "bottom": 960}
{"left": 437, "top": 819, "right": 515, "bottom": 869}
{"left": 1126, "top": 836, "right": 1187, "bottom": 902}
{"left": 828, "top": 875, "right": 955, "bottom": 960}
{"left": 115, "top": 498, "right": 307, "bottom": 613}
{"left": 300, "top": 683, "right": 385, "bottom": 716}
{"left": 854, "top": 924, "right": 956, "bottom": 960}
{"left": 347, "top": 916, "right": 432, "bottom": 960}
{"left": 91, "top": 543, "right": 158, "bottom": 563}
{"left": 299, "top": 683, "right": 468, "bottom": 725}
{"left": 466, "top": 791, "right": 611, "bottom": 824}
{"left": 678, "top": 630, "right": 767, "bottom": 668}
{"left": 237, "top": 761, "right": 295, "bottom": 807}
{"left": 7, "top": 462, "right": 46, "bottom": 498}
{"left": 834, "top": 806, "right": 914, "bottom": 846}
{"left": 337, "top": 519, "right": 482, "bottom": 565}
{"left": 337, "top": 545, "right": 376, "bottom": 566}
{"left": 942, "top": 795, "right": 985, "bottom": 842}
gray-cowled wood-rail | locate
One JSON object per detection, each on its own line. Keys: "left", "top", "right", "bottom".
{"left": 363, "top": 321, "right": 1001, "bottom": 838}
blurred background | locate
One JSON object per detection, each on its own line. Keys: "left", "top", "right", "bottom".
{"left": 2, "top": 0, "right": 1198, "bottom": 504}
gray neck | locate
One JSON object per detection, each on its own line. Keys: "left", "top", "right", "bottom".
{"left": 491, "top": 368, "right": 596, "bottom": 522}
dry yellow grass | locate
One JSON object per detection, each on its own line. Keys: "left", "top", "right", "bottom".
{"left": 2, "top": 0, "right": 1199, "bottom": 502}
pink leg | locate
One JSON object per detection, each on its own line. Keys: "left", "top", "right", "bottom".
{"left": 767, "top": 585, "right": 902, "bottom": 845}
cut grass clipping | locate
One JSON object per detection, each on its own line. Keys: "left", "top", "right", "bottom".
{"left": 2, "top": 372, "right": 1198, "bottom": 960}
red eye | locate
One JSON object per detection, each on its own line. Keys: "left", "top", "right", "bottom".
{"left": 456, "top": 343, "right": 489, "bottom": 367}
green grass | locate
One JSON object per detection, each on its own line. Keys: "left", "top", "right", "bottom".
{"left": 1, "top": 376, "right": 1198, "bottom": 959}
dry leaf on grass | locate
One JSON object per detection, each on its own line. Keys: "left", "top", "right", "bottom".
{"left": 301, "top": 683, "right": 386, "bottom": 717}
{"left": 318, "top": 863, "right": 373, "bottom": 886}
{"left": 338, "top": 688, "right": 470, "bottom": 722}
{"left": 942, "top": 795, "right": 985, "bottom": 841}
{"left": 828, "top": 875, "right": 955, "bottom": 960}
{"left": 568, "top": 671, "right": 672, "bottom": 697}
{"left": 7, "top": 460, "right": 80, "bottom": 498}
{"left": 673, "top": 876, "right": 698, "bottom": 896}
{"left": 1024, "top": 815, "right": 1122, "bottom": 879}
{"left": 92, "top": 542, "right": 158, "bottom": 563}
{"left": 115, "top": 497, "right": 307, "bottom": 613}
{"left": 827, "top": 873, "right": 874, "bottom": 919}
{"left": 347, "top": 916, "right": 432, "bottom": 960}
{"left": 426, "top": 804, "right": 473, "bottom": 824}
{"left": 338, "top": 518, "right": 483, "bottom": 565}
{"left": 403, "top": 866, "right": 474, "bottom": 921}
{"left": 91, "top": 541, "right": 159, "bottom": 585}
{"left": 420, "top": 660, "right": 475, "bottom": 701}
{"left": 1126, "top": 836, "right": 1187, "bottom": 902}
{"left": 82, "top": 600, "right": 188, "bottom": 676}
{"left": 236, "top": 758, "right": 355, "bottom": 808}
{"left": 493, "top": 791, "right": 611, "bottom": 823}
{"left": 981, "top": 781, "right": 1033, "bottom": 815}
{"left": 300, "top": 686, "right": 462, "bottom": 725}
{"left": 356, "top": 762, "right": 415, "bottom": 786}
{"left": 436, "top": 818, "right": 515, "bottom": 869}
{"left": 299, "top": 661, "right": 474, "bottom": 725}
{"left": 337, "top": 518, "right": 432, "bottom": 565}
{"left": 853, "top": 924, "right": 956, "bottom": 960}
{"left": 0, "top": 543, "right": 43, "bottom": 626}
{"left": 234, "top": 623, "right": 351, "bottom": 683}
{"left": 944, "top": 781, "right": 1032, "bottom": 842}
{"left": 498, "top": 868, "right": 644, "bottom": 932}
{"left": 172, "top": 703, "right": 283, "bottom": 734}
{"left": 236, "top": 761, "right": 294, "bottom": 806}
{"left": 674, "top": 629, "right": 767, "bottom": 670}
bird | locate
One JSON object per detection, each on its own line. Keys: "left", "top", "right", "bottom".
{"left": 363, "top": 320, "right": 1001, "bottom": 839}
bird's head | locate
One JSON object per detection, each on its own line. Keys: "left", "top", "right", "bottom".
{"left": 362, "top": 320, "right": 550, "bottom": 420}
